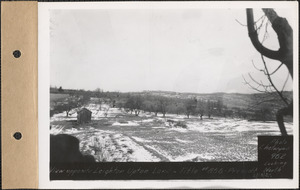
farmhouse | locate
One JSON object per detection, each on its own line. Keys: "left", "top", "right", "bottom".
{"left": 77, "top": 108, "right": 92, "bottom": 124}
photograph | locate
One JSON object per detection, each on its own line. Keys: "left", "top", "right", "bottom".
{"left": 48, "top": 7, "right": 294, "bottom": 163}
{"left": 35, "top": 3, "right": 298, "bottom": 188}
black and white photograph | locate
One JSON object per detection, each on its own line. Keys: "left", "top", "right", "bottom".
{"left": 38, "top": 1, "right": 298, "bottom": 188}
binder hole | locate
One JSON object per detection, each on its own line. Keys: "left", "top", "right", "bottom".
{"left": 13, "top": 50, "right": 21, "bottom": 58}
{"left": 13, "top": 132, "right": 22, "bottom": 140}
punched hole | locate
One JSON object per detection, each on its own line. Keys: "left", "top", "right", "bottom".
{"left": 13, "top": 50, "right": 21, "bottom": 58}
{"left": 13, "top": 132, "right": 22, "bottom": 140}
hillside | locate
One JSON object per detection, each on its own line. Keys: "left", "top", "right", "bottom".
{"left": 135, "top": 90, "right": 292, "bottom": 110}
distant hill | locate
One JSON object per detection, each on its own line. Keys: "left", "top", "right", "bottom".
{"left": 135, "top": 90, "right": 293, "bottom": 110}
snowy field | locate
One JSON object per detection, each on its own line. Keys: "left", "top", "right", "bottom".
{"left": 50, "top": 103, "right": 293, "bottom": 162}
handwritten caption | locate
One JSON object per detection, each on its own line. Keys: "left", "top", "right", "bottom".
{"left": 258, "top": 137, "right": 292, "bottom": 178}
{"left": 50, "top": 165, "right": 260, "bottom": 178}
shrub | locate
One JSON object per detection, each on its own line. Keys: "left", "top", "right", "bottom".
{"left": 175, "top": 121, "right": 187, "bottom": 128}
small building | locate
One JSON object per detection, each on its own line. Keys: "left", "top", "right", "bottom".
{"left": 77, "top": 108, "right": 92, "bottom": 124}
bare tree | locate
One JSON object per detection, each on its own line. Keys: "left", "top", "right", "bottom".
{"left": 124, "top": 95, "right": 143, "bottom": 116}
{"left": 246, "top": 8, "right": 293, "bottom": 136}
{"left": 206, "top": 100, "right": 213, "bottom": 119}
{"left": 158, "top": 97, "right": 169, "bottom": 118}
{"left": 196, "top": 99, "right": 205, "bottom": 120}
{"left": 94, "top": 88, "right": 103, "bottom": 111}
{"left": 56, "top": 96, "right": 80, "bottom": 117}
{"left": 184, "top": 98, "right": 197, "bottom": 119}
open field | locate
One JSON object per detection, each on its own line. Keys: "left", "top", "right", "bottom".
{"left": 50, "top": 103, "right": 293, "bottom": 162}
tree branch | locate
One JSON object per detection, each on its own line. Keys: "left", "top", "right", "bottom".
{"left": 261, "top": 55, "right": 289, "bottom": 106}
{"left": 262, "top": 8, "right": 293, "bottom": 78}
{"left": 281, "top": 72, "right": 290, "bottom": 93}
{"left": 243, "top": 75, "right": 272, "bottom": 93}
{"left": 269, "top": 63, "right": 283, "bottom": 75}
{"left": 246, "top": 9, "right": 281, "bottom": 60}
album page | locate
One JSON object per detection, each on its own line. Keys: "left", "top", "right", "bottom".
{"left": 37, "top": 1, "right": 298, "bottom": 189}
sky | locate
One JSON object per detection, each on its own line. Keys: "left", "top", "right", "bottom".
{"left": 50, "top": 8, "right": 295, "bottom": 93}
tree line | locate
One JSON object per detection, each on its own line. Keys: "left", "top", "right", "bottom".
{"left": 119, "top": 94, "right": 227, "bottom": 119}
{"left": 51, "top": 87, "right": 279, "bottom": 121}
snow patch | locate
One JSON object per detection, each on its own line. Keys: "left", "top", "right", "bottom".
{"left": 114, "top": 136, "right": 160, "bottom": 161}
{"left": 152, "top": 126, "right": 165, "bottom": 129}
{"left": 50, "top": 125, "right": 64, "bottom": 135}
{"left": 174, "top": 153, "right": 214, "bottom": 161}
{"left": 167, "top": 127, "right": 188, "bottom": 133}
{"left": 186, "top": 118, "right": 293, "bottom": 134}
{"left": 132, "top": 136, "right": 152, "bottom": 143}
{"left": 140, "top": 119, "right": 155, "bottom": 123}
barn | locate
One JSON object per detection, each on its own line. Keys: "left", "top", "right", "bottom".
{"left": 77, "top": 108, "right": 92, "bottom": 124}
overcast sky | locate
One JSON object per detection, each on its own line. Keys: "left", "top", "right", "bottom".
{"left": 50, "top": 8, "right": 294, "bottom": 93}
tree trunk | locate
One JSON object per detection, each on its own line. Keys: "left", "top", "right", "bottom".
{"left": 135, "top": 110, "right": 140, "bottom": 116}
{"left": 262, "top": 9, "right": 293, "bottom": 78}
{"left": 246, "top": 9, "right": 293, "bottom": 78}
{"left": 276, "top": 102, "right": 293, "bottom": 136}
{"left": 246, "top": 8, "right": 293, "bottom": 136}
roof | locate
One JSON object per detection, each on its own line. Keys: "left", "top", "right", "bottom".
{"left": 77, "top": 108, "right": 92, "bottom": 114}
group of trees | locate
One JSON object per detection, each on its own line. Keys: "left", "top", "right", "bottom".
{"left": 50, "top": 86, "right": 285, "bottom": 122}
{"left": 121, "top": 94, "right": 226, "bottom": 119}
{"left": 52, "top": 93, "right": 90, "bottom": 117}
